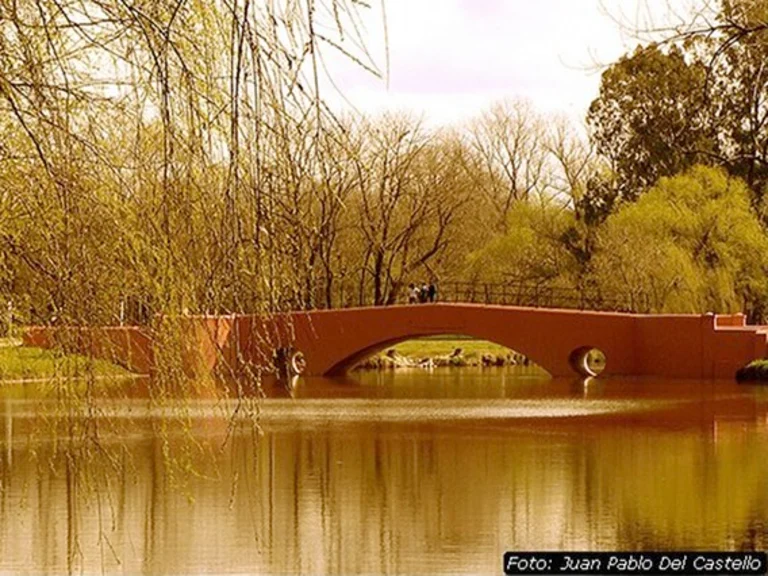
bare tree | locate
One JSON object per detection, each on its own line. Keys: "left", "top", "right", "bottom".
{"left": 348, "top": 115, "right": 468, "bottom": 305}
{"left": 465, "top": 99, "right": 550, "bottom": 230}
{"left": 546, "top": 118, "right": 596, "bottom": 204}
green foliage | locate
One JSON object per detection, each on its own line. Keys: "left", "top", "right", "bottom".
{"left": 590, "top": 166, "right": 768, "bottom": 315}
{"left": 387, "top": 338, "right": 515, "bottom": 359}
{"left": 0, "top": 346, "right": 131, "bottom": 381}
{"left": 466, "top": 200, "right": 578, "bottom": 286}
{"left": 588, "top": 2, "right": 768, "bottom": 203}
{"left": 587, "top": 44, "right": 715, "bottom": 201}
{"left": 460, "top": 167, "right": 768, "bottom": 319}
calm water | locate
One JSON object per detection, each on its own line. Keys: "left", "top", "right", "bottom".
{"left": 0, "top": 367, "right": 767, "bottom": 574}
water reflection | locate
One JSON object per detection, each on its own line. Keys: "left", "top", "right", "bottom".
{"left": 0, "top": 369, "right": 766, "bottom": 574}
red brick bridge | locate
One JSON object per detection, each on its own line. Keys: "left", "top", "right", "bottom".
{"left": 24, "top": 303, "right": 768, "bottom": 380}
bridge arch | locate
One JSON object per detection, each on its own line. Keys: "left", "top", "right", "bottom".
{"left": 282, "top": 304, "right": 637, "bottom": 378}
{"left": 322, "top": 332, "right": 546, "bottom": 376}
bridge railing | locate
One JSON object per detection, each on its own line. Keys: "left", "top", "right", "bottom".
{"left": 301, "top": 282, "right": 654, "bottom": 313}
{"left": 438, "top": 281, "right": 651, "bottom": 312}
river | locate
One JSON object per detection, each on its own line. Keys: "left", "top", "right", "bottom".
{"left": 0, "top": 367, "right": 767, "bottom": 574}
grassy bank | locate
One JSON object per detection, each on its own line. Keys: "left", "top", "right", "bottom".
{"left": 0, "top": 341, "right": 132, "bottom": 381}
{"left": 392, "top": 338, "right": 513, "bottom": 358}
{"left": 353, "top": 338, "right": 530, "bottom": 370}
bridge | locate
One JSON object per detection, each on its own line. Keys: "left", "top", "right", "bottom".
{"left": 24, "top": 301, "right": 768, "bottom": 380}
{"left": 21, "top": 276, "right": 768, "bottom": 381}
{"left": 248, "top": 304, "right": 768, "bottom": 379}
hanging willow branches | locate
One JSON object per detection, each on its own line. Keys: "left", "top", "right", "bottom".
{"left": 0, "top": 3, "right": 389, "bottom": 543}
{"left": 0, "top": 0, "right": 386, "bottom": 325}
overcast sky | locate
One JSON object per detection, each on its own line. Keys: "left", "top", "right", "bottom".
{"left": 320, "top": 0, "right": 688, "bottom": 127}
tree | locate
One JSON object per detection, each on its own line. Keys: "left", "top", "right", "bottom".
{"left": 606, "top": 1, "right": 768, "bottom": 201}
{"left": 0, "top": 0, "right": 381, "bottom": 321}
{"left": 587, "top": 44, "right": 716, "bottom": 201}
{"left": 589, "top": 165, "right": 768, "bottom": 318}
{"left": 546, "top": 119, "right": 616, "bottom": 282}
{"left": 466, "top": 99, "right": 549, "bottom": 230}
{"left": 465, "top": 200, "right": 579, "bottom": 291}
{"left": 706, "top": 9, "right": 768, "bottom": 202}
{"left": 349, "top": 116, "right": 469, "bottom": 306}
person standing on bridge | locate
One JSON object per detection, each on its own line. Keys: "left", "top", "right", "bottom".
{"left": 428, "top": 282, "right": 437, "bottom": 303}
{"left": 408, "top": 283, "right": 419, "bottom": 304}
{"left": 419, "top": 283, "right": 429, "bottom": 303}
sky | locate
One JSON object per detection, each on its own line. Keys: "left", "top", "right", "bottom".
{"left": 320, "top": 0, "right": 689, "bottom": 128}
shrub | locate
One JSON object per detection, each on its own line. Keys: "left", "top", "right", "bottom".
{"left": 735, "top": 360, "right": 768, "bottom": 383}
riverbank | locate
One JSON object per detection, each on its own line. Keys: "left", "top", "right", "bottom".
{"left": 0, "top": 339, "right": 131, "bottom": 382}
{"left": 352, "top": 338, "right": 530, "bottom": 370}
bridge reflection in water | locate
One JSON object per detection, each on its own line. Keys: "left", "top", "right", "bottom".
{"left": 0, "top": 373, "right": 766, "bottom": 574}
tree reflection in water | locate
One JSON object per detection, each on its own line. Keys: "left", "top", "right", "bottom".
{"left": 0, "top": 373, "right": 766, "bottom": 574}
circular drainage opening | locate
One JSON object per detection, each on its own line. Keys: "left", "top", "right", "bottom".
{"left": 291, "top": 351, "right": 307, "bottom": 376}
{"left": 569, "top": 347, "right": 606, "bottom": 377}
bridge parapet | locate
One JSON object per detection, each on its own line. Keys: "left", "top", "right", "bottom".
{"left": 20, "top": 305, "right": 768, "bottom": 381}
{"left": 714, "top": 314, "right": 747, "bottom": 327}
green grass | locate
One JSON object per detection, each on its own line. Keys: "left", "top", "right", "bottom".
{"left": 0, "top": 345, "right": 132, "bottom": 381}
{"left": 386, "top": 338, "right": 516, "bottom": 359}
{"left": 353, "top": 337, "right": 532, "bottom": 371}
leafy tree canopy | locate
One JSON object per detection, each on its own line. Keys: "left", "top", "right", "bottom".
{"left": 587, "top": 44, "right": 715, "bottom": 202}
{"left": 590, "top": 165, "right": 768, "bottom": 317}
